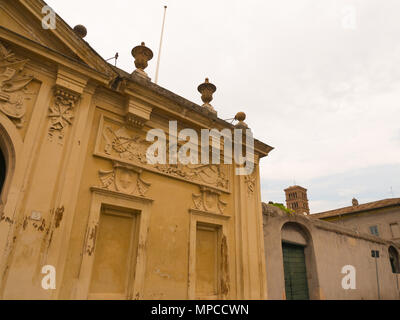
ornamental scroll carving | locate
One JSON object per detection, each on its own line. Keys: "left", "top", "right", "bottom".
{"left": 97, "top": 161, "right": 151, "bottom": 197}
{"left": 244, "top": 173, "right": 256, "bottom": 196}
{"left": 48, "top": 88, "right": 79, "bottom": 141}
{"left": 0, "top": 41, "right": 34, "bottom": 128}
{"left": 96, "top": 118, "right": 230, "bottom": 192}
{"left": 192, "top": 186, "right": 227, "bottom": 214}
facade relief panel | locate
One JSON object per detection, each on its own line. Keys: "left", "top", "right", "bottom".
{"left": 94, "top": 114, "right": 231, "bottom": 193}
{"left": 97, "top": 160, "right": 151, "bottom": 198}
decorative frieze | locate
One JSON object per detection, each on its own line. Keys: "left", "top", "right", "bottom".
{"left": 192, "top": 186, "right": 227, "bottom": 214}
{"left": 97, "top": 161, "right": 151, "bottom": 197}
{"left": 0, "top": 40, "right": 34, "bottom": 128}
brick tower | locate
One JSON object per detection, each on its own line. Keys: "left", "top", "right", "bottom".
{"left": 284, "top": 185, "right": 310, "bottom": 215}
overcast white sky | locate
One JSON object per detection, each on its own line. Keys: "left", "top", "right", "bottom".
{"left": 46, "top": 0, "right": 400, "bottom": 212}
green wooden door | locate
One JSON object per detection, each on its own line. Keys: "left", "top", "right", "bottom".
{"left": 282, "top": 242, "right": 310, "bottom": 300}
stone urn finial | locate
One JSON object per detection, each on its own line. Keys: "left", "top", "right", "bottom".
{"left": 73, "top": 25, "right": 87, "bottom": 38}
{"left": 234, "top": 112, "right": 249, "bottom": 129}
{"left": 197, "top": 78, "right": 217, "bottom": 114}
{"left": 131, "top": 42, "right": 153, "bottom": 79}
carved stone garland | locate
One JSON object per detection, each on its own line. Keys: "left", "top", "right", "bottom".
{"left": 0, "top": 41, "right": 34, "bottom": 128}
{"left": 192, "top": 186, "right": 227, "bottom": 214}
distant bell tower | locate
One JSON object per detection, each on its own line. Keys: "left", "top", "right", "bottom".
{"left": 284, "top": 185, "right": 310, "bottom": 215}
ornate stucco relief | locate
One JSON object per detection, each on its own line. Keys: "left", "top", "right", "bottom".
{"left": 94, "top": 115, "right": 231, "bottom": 193}
{"left": 125, "top": 97, "right": 152, "bottom": 128}
{"left": 97, "top": 161, "right": 151, "bottom": 197}
{"left": 192, "top": 186, "right": 227, "bottom": 215}
{"left": 0, "top": 40, "right": 34, "bottom": 128}
{"left": 48, "top": 88, "right": 79, "bottom": 141}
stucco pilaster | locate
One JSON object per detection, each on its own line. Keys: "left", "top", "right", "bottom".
{"left": 234, "top": 161, "right": 267, "bottom": 299}
{"left": 1, "top": 67, "right": 89, "bottom": 299}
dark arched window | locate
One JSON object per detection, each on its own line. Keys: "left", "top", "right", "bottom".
{"left": 0, "top": 147, "right": 5, "bottom": 196}
{"left": 389, "top": 246, "right": 400, "bottom": 274}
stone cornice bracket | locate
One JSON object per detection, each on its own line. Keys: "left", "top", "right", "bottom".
{"left": 125, "top": 96, "right": 153, "bottom": 128}
{"left": 55, "top": 67, "right": 88, "bottom": 95}
{"left": 48, "top": 67, "right": 88, "bottom": 141}
{"left": 192, "top": 186, "right": 227, "bottom": 214}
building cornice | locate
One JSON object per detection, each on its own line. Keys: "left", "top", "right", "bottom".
{"left": 118, "top": 73, "right": 274, "bottom": 158}
{"left": 18, "top": 0, "right": 117, "bottom": 78}
{"left": 0, "top": 26, "right": 110, "bottom": 85}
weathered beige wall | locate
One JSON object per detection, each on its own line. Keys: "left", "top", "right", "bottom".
{"left": 0, "top": 0, "right": 270, "bottom": 300}
{"left": 321, "top": 206, "right": 400, "bottom": 244}
{"left": 263, "top": 204, "right": 400, "bottom": 300}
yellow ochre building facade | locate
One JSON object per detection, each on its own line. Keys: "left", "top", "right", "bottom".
{"left": 0, "top": 0, "right": 273, "bottom": 299}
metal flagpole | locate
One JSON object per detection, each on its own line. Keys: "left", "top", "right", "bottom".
{"left": 155, "top": 6, "right": 167, "bottom": 84}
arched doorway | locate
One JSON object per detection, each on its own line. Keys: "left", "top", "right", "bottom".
{"left": 0, "top": 146, "right": 5, "bottom": 197}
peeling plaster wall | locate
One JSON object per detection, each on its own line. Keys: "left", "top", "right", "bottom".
{"left": 263, "top": 204, "right": 400, "bottom": 300}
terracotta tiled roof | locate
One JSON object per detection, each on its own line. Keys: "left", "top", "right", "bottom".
{"left": 311, "top": 198, "right": 400, "bottom": 219}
